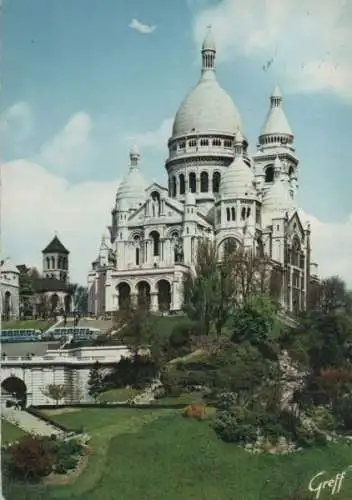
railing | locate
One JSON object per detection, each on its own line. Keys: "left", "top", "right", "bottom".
{"left": 1, "top": 355, "right": 120, "bottom": 364}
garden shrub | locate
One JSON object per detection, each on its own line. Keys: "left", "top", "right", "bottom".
{"left": 183, "top": 403, "right": 206, "bottom": 420}
{"left": 55, "top": 455, "right": 79, "bottom": 474}
{"left": 213, "top": 407, "right": 257, "bottom": 443}
{"left": 9, "top": 437, "right": 55, "bottom": 480}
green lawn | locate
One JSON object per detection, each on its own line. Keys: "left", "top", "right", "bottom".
{"left": 2, "top": 319, "right": 54, "bottom": 331}
{"left": 98, "top": 387, "right": 142, "bottom": 403}
{"left": 1, "top": 419, "right": 28, "bottom": 445}
{"left": 37, "top": 407, "right": 352, "bottom": 500}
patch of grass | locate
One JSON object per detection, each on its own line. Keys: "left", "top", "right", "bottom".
{"left": 2, "top": 319, "right": 54, "bottom": 331}
{"left": 99, "top": 387, "right": 142, "bottom": 403}
{"left": 48, "top": 412, "right": 352, "bottom": 500}
{"left": 40, "top": 408, "right": 173, "bottom": 499}
{"left": 1, "top": 419, "right": 28, "bottom": 445}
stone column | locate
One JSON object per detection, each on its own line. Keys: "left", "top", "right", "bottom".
{"left": 289, "top": 267, "right": 293, "bottom": 312}
{"left": 150, "top": 292, "right": 158, "bottom": 312}
{"left": 114, "top": 293, "right": 119, "bottom": 311}
{"left": 196, "top": 173, "right": 200, "bottom": 193}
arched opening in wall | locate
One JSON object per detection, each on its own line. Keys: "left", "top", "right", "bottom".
{"left": 265, "top": 165, "right": 274, "bottom": 183}
{"left": 171, "top": 176, "right": 176, "bottom": 197}
{"left": 212, "top": 172, "right": 221, "bottom": 193}
{"left": 189, "top": 173, "right": 196, "bottom": 193}
{"left": 179, "top": 174, "right": 185, "bottom": 195}
{"left": 222, "top": 237, "right": 238, "bottom": 258}
{"left": 150, "top": 231, "right": 160, "bottom": 257}
{"left": 58, "top": 256, "right": 62, "bottom": 269}
{"left": 2, "top": 376, "right": 27, "bottom": 408}
{"left": 157, "top": 279, "right": 171, "bottom": 312}
{"left": 200, "top": 171, "right": 209, "bottom": 192}
{"left": 118, "top": 282, "right": 131, "bottom": 310}
{"left": 64, "top": 294, "right": 71, "bottom": 313}
{"left": 50, "top": 293, "right": 59, "bottom": 314}
{"left": 3, "top": 291, "right": 11, "bottom": 320}
{"left": 46, "top": 257, "right": 50, "bottom": 269}
{"left": 289, "top": 166, "right": 294, "bottom": 179}
{"left": 51, "top": 257, "right": 55, "bottom": 269}
{"left": 231, "top": 207, "right": 236, "bottom": 221}
{"left": 137, "top": 281, "right": 151, "bottom": 309}
{"left": 226, "top": 208, "right": 230, "bottom": 221}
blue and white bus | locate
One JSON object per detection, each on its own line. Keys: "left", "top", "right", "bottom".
{"left": 42, "top": 326, "right": 101, "bottom": 342}
{"left": 0, "top": 329, "right": 42, "bottom": 343}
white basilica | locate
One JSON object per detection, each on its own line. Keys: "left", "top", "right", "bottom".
{"left": 88, "top": 28, "right": 319, "bottom": 317}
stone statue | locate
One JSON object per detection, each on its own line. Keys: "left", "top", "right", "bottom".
{"left": 174, "top": 237, "right": 184, "bottom": 263}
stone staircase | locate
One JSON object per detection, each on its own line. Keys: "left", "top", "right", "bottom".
{"left": 2, "top": 407, "right": 64, "bottom": 437}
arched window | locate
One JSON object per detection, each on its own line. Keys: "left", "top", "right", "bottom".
{"left": 246, "top": 207, "right": 251, "bottom": 218}
{"left": 231, "top": 207, "right": 236, "bottom": 221}
{"left": 51, "top": 257, "right": 55, "bottom": 269}
{"left": 212, "top": 138, "right": 221, "bottom": 146}
{"left": 224, "top": 139, "right": 232, "bottom": 148}
{"left": 150, "top": 231, "right": 160, "bottom": 257}
{"left": 212, "top": 172, "right": 221, "bottom": 193}
{"left": 291, "top": 238, "right": 301, "bottom": 267}
{"left": 171, "top": 176, "right": 176, "bottom": 197}
{"left": 46, "top": 257, "right": 50, "bottom": 269}
{"left": 265, "top": 166, "right": 274, "bottom": 183}
{"left": 200, "top": 138, "right": 209, "bottom": 146}
{"left": 226, "top": 207, "right": 230, "bottom": 221}
{"left": 200, "top": 171, "right": 209, "bottom": 192}
{"left": 188, "top": 139, "right": 196, "bottom": 147}
{"left": 241, "top": 207, "right": 246, "bottom": 220}
{"left": 289, "top": 166, "right": 294, "bottom": 178}
{"left": 136, "top": 248, "right": 140, "bottom": 265}
{"left": 179, "top": 174, "right": 185, "bottom": 194}
{"left": 189, "top": 172, "right": 196, "bottom": 193}
{"left": 223, "top": 238, "right": 237, "bottom": 257}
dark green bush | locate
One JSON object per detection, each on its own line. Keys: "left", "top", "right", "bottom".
{"left": 213, "top": 407, "right": 257, "bottom": 444}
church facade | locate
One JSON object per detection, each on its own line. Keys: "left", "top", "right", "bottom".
{"left": 88, "top": 28, "right": 319, "bottom": 317}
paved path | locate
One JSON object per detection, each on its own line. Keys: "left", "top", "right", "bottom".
{"left": 2, "top": 407, "right": 64, "bottom": 437}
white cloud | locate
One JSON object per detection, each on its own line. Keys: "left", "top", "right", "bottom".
{"left": 127, "top": 118, "right": 173, "bottom": 151}
{"left": 305, "top": 212, "right": 352, "bottom": 288}
{"left": 191, "top": 0, "right": 352, "bottom": 100}
{"left": 0, "top": 101, "right": 33, "bottom": 142}
{"left": 39, "top": 112, "right": 94, "bottom": 174}
{"left": 129, "top": 18, "right": 156, "bottom": 35}
{"left": 1, "top": 159, "right": 119, "bottom": 285}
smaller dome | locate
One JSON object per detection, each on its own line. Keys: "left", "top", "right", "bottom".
{"left": 219, "top": 156, "right": 256, "bottom": 199}
{"left": 262, "top": 177, "right": 294, "bottom": 222}
{"left": 0, "top": 259, "right": 19, "bottom": 274}
{"left": 185, "top": 192, "right": 196, "bottom": 205}
{"left": 116, "top": 147, "right": 148, "bottom": 210}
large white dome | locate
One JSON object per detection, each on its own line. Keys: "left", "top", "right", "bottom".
{"left": 172, "top": 74, "right": 242, "bottom": 138}
{"left": 220, "top": 156, "right": 255, "bottom": 198}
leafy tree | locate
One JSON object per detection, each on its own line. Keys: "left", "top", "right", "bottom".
{"left": 231, "top": 294, "right": 277, "bottom": 346}
{"left": 71, "top": 284, "right": 88, "bottom": 314}
{"left": 41, "top": 384, "right": 69, "bottom": 406}
{"left": 183, "top": 239, "right": 278, "bottom": 337}
{"left": 315, "top": 276, "right": 352, "bottom": 314}
{"left": 118, "top": 299, "right": 154, "bottom": 358}
{"left": 87, "top": 361, "right": 104, "bottom": 402}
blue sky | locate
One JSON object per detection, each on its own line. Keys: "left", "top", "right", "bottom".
{"left": 2, "top": 0, "right": 352, "bottom": 284}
